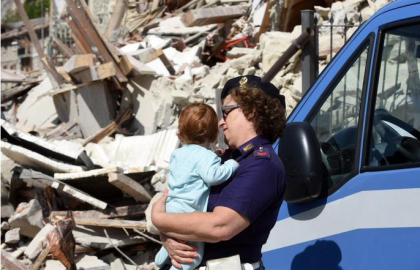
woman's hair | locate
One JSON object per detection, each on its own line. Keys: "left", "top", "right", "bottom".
{"left": 178, "top": 103, "right": 219, "bottom": 144}
{"left": 229, "top": 85, "right": 286, "bottom": 142}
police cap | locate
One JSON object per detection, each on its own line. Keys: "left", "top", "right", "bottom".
{"left": 221, "top": 75, "right": 286, "bottom": 108}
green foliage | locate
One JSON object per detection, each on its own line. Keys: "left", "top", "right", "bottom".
{"left": 2, "top": 0, "right": 50, "bottom": 24}
{"left": 24, "top": 0, "right": 50, "bottom": 19}
{"left": 2, "top": 9, "right": 21, "bottom": 24}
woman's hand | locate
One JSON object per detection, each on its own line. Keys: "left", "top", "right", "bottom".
{"left": 214, "top": 149, "right": 225, "bottom": 157}
{"left": 160, "top": 233, "right": 199, "bottom": 269}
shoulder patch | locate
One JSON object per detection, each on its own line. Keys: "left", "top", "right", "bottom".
{"left": 254, "top": 146, "right": 271, "bottom": 159}
{"left": 242, "top": 143, "right": 254, "bottom": 153}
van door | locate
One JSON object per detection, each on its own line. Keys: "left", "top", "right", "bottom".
{"left": 263, "top": 13, "right": 420, "bottom": 270}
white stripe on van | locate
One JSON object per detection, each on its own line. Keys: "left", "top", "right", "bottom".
{"left": 263, "top": 188, "right": 420, "bottom": 252}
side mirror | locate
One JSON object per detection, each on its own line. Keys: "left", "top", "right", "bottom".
{"left": 279, "top": 122, "right": 324, "bottom": 203}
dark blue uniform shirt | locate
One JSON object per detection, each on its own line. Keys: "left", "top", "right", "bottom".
{"left": 202, "top": 135, "right": 286, "bottom": 264}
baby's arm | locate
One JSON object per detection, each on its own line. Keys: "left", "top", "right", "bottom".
{"left": 198, "top": 152, "right": 239, "bottom": 186}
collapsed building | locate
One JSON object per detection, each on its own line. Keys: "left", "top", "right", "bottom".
{"left": 1, "top": 0, "right": 394, "bottom": 269}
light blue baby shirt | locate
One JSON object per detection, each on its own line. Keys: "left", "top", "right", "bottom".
{"left": 166, "top": 144, "right": 239, "bottom": 214}
{"left": 155, "top": 144, "right": 239, "bottom": 270}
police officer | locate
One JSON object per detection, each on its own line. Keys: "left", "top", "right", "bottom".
{"left": 152, "top": 75, "right": 287, "bottom": 270}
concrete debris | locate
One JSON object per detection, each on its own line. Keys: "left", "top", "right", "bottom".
{"left": 1, "top": 203, "right": 15, "bottom": 218}
{"left": 5, "top": 228, "right": 20, "bottom": 244}
{"left": 24, "top": 223, "right": 55, "bottom": 260}
{"left": 8, "top": 199, "right": 43, "bottom": 238}
{"left": 0, "top": 0, "right": 390, "bottom": 268}
{"left": 1, "top": 221, "right": 11, "bottom": 230}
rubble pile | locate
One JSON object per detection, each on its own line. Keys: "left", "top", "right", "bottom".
{"left": 1, "top": 0, "right": 392, "bottom": 269}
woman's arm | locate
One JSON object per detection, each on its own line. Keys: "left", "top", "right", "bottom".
{"left": 152, "top": 190, "right": 250, "bottom": 243}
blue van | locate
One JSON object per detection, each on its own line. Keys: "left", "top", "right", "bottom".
{"left": 263, "top": 0, "right": 420, "bottom": 269}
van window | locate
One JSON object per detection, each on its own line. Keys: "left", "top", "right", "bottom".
{"left": 310, "top": 44, "right": 370, "bottom": 190}
{"left": 367, "top": 24, "right": 420, "bottom": 167}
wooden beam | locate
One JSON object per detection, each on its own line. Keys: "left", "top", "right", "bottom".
{"left": 1, "top": 82, "right": 38, "bottom": 104}
{"left": 53, "top": 37, "right": 75, "bottom": 58}
{"left": 108, "top": 173, "right": 152, "bottom": 203}
{"left": 181, "top": 5, "right": 247, "bottom": 27}
{"left": 82, "top": 107, "right": 132, "bottom": 146}
{"left": 31, "top": 246, "right": 50, "bottom": 270}
{"left": 50, "top": 204, "right": 147, "bottom": 220}
{"left": 119, "top": 55, "right": 156, "bottom": 76}
{"left": 256, "top": 0, "right": 273, "bottom": 43}
{"left": 1, "top": 250, "right": 28, "bottom": 270}
{"left": 13, "top": 0, "right": 65, "bottom": 88}
{"left": 63, "top": 54, "right": 94, "bottom": 74}
{"left": 72, "top": 62, "right": 117, "bottom": 83}
{"left": 58, "top": 68, "right": 73, "bottom": 83}
{"left": 68, "top": 19, "right": 94, "bottom": 54}
{"left": 65, "top": 0, "right": 127, "bottom": 85}
{"left": 40, "top": 81, "right": 103, "bottom": 98}
{"left": 74, "top": 217, "right": 147, "bottom": 229}
{"left": 105, "top": 0, "right": 128, "bottom": 40}
{"left": 157, "top": 51, "right": 176, "bottom": 75}
{"left": 78, "top": 0, "right": 122, "bottom": 62}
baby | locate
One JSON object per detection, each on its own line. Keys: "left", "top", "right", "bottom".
{"left": 155, "top": 103, "right": 239, "bottom": 270}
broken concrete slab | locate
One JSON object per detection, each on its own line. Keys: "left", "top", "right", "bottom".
{"left": 164, "top": 45, "right": 201, "bottom": 70}
{"left": 1, "top": 221, "right": 11, "bottom": 230}
{"left": 24, "top": 223, "right": 55, "bottom": 260}
{"left": 110, "top": 258, "right": 127, "bottom": 270}
{"left": 119, "top": 55, "right": 156, "bottom": 77}
{"left": 76, "top": 255, "right": 111, "bottom": 270}
{"left": 45, "top": 260, "right": 66, "bottom": 270}
{"left": 1, "top": 119, "right": 84, "bottom": 161}
{"left": 1, "top": 141, "right": 84, "bottom": 174}
{"left": 226, "top": 47, "right": 257, "bottom": 59}
{"left": 145, "top": 35, "right": 172, "bottom": 50}
{"left": 53, "top": 166, "right": 153, "bottom": 202}
{"left": 51, "top": 181, "right": 108, "bottom": 210}
{"left": 149, "top": 16, "right": 216, "bottom": 36}
{"left": 119, "top": 42, "right": 143, "bottom": 54}
{"left": 20, "top": 169, "right": 56, "bottom": 189}
{"left": 145, "top": 57, "right": 171, "bottom": 76}
{"left": 73, "top": 225, "right": 147, "bottom": 250}
{"left": 73, "top": 81, "right": 117, "bottom": 139}
{"left": 199, "top": 73, "right": 223, "bottom": 89}
{"left": 8, "top": 199, "right": 43, "bottom": 238}
{"left": 108, "top": 173, "right": 152, "bottom": 203}
{"left": 54, "top": 167, "right": 122, "bottom": 181}
{"left": 243, "top": 66, "right": 256, "bottom": 76}
{"left": 121, "top": 77, "right": 173, "bottom": 135}
{"left": 16, "top": 76, "right": 58, "bottom": 131}
{"left": 1, "top": 203, "right": 15, "bottom": 218}
{"left": 107, "top": 128, "right": 178, "bottom": 170}
{"left": 1, "top": 249, "right": 28, "bottom": 270}
{"left": 5, "top": 228, "right": 20, "bottom": 244}
{"left": 122, "top": 48, "right": 160, "bottom": 64}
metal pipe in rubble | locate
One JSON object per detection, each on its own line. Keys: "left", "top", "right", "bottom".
{"left": 262, "top": 27, "right": 314, "bottom": 83}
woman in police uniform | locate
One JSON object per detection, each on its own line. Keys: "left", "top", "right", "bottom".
{"left": 152, "top": 75, "right": 287, "bottom": 270}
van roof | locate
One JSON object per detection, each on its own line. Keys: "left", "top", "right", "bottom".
{"left": 374, "top": 0, "right": 419, "bottom": 17}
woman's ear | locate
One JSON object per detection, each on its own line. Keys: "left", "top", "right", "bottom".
{"left": 246, "top": 108, "right": 256, "bottom": 120}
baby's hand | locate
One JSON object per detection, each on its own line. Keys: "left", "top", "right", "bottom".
{"left": 214, "top": 149, "right": 225, "bottom": 157}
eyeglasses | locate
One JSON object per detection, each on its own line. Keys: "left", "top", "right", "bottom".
{"left": 221, "top": 104, "right": 241, "bottom": 120}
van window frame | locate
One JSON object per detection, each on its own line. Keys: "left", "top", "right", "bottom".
{"left": 361, "top": 17, "right": 420, "bottom": 173}
{"left": 304, "top": 33, "right": 375, "bottom": 195}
